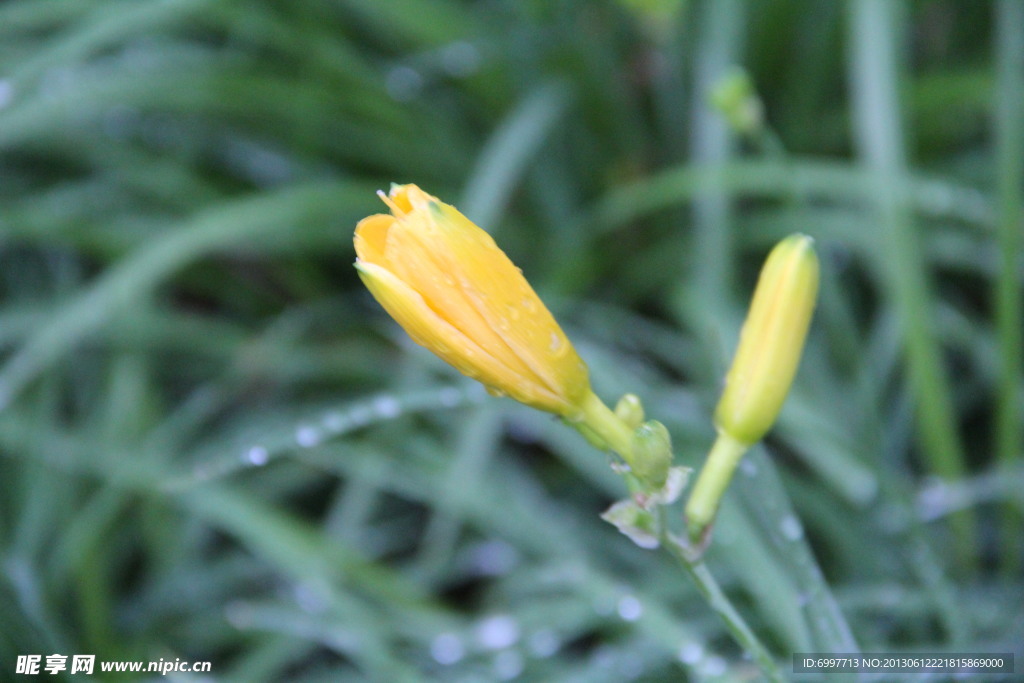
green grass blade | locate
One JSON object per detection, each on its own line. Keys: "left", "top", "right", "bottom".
{"left": 846, "top": 0, "right": 974, "bottom": 569}
{"left": 993, "top": 0, "right": 1024, "bottom": 575}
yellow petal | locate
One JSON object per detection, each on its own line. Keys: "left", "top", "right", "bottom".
{"left": 421, "top": 202, "right": 589, "bottom": 406}
{"left": 355, "top": 260, "right": 566, "bottom": 413}
{"left": 383, "top": 209, "right": 545, "bottom": 386}
{"left": 354, "top": 183, "right": 591, "bottom": 416}
{"left": 354, "top": 214, "right": 394, "bottom": 267}
{"left": 387, "top": 183, "right": 435, "bottom": 214}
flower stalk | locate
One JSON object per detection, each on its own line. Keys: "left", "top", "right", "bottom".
{"left": 684, "top": 431, "right": 748, "bottom": 540}
{"left": 355, "top": 185, "right": 799, "bottom": 679}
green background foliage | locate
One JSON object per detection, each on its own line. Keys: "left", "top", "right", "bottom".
{"left": 1, "top": 0, "right": 1021, "bottom": 680}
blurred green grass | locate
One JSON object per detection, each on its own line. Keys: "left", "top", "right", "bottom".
{"left": 0, "top": 0, "right": 1021, "bottom": 681}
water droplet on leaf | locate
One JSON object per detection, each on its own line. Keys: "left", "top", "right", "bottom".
{"left": 780, "top": 515, "right": 804, "bottom": 541}
{"left": 295, "top": 426, "right": 321, "bottom": 448}
{"left": 678, "top": 642, "right": 703, "bottom": 665}
{"left": 430, "top": 633, "right": 464, "bottom": 665}
{"left": 617, "top": 595, "right": 643, "bottom": 621}
{"left": 476, "top": 615, "right": 520, "bottom": 650}
{"left": 245, "top": 446, "right": 269, "bottom": 466}
{"left": 372, "top": 395, "right": 401, "bottom": 418}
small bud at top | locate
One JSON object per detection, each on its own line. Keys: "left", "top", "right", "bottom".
{"left": 615, "top": 394, "right": 646, "bottom": 430}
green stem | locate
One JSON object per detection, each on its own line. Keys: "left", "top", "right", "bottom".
{"left": 577, "top": 390, "right": 636, "bottom": 464}
{"left": 994, "top": 0, "right": 1024, "bottom": 577}
{"left": 685, "top": 431, "right": 748, "bottom": 540}
{"left": 659, "top": 509, "right": 785, "bottom": 682}
{"left": 584, "top": 395, "right": 784, "bottom": 679}
{"left": 848, "top": 0, "right": 975, "bottom": 571}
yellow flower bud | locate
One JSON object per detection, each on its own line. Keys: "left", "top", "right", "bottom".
{"left": 714, "top": 233, "right": 819, "bottom": 446}
{"left": 685, "top": 234, "right": 818, "bottom": 541}
{"left": 354, "top": 184, "right": 591, "bottom": 416}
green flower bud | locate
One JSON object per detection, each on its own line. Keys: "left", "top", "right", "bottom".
{"left": 709, "top": 67, "right": 764, "bottom": 135}
{"left": 685, "top": 234, "right": 819, "bottom": 540}
{"left": 714, "top": 234, "right": 819, "bottom": 446}
{"left": 630, "top": 420, "right": 673, "bottom": 490}
{"left": 615, "top": 394, "right": 645, "bottom": 430}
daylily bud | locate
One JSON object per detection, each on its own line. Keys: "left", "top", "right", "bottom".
{"left": 630, "top": 420, "right": 673, "bottom": 490}
{"left": 714, "top": 233, "right": 819, "bottom": 446}
{"left": 615, "top": 394, "right": 645, "bottom": 430}
{"left": 685, "top": 234, "right": 818, "bottom": 540}
{"left": 709, "top": 67, "right": 764, "bottom": 136}
{"left": 354, "top": 184, "right": 591, "bottom": 417}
